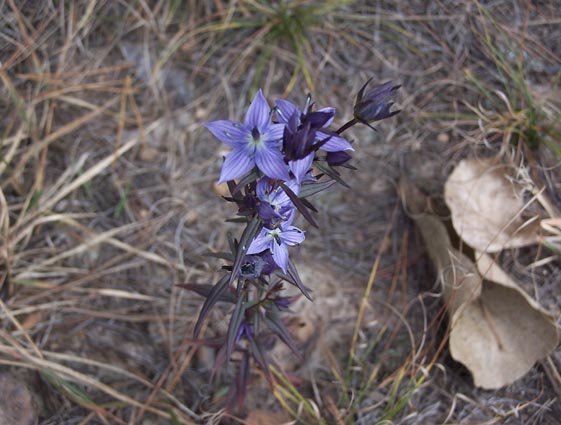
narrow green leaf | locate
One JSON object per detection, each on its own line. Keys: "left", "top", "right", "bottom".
{"left": 299, "top": 180, "right": 335, "bottom": 198}
{"left": 228, "top": 216, "right": 263, "bottom": 286}
{"left": 193, "top": 275, "right": 230, "bottom": 337}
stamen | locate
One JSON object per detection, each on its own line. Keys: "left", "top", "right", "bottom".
{"left": 251, "top": 127, "right": 260, "bottom": 140}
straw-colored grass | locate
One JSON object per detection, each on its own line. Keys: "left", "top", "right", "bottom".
{"left": 1, "top": 0, "right": 560, "bottom": 423}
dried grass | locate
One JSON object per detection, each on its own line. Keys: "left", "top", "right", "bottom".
{"left": 1, "top": 0, "right": 560, "bottom": 423}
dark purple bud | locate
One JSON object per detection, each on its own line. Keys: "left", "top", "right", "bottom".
{"left": 326, "top": 150, "right": 352, "bottom": 166}
{"left": 283, "top": 115, "right": 316, "bottom": 160}
{"left": 283, "top": 108, "right": 335, "bottom": 162}
{"left": 237, "top": 193, "right": 258, "bottom": 216}
{"left": 235, "top": 322, "right": 252, "bottom": 344}
{"left": 354, "top": 79, "right": 400, "bottom": 124}
{"left": 273, "top": 296, "right": 292, "bottom": 309}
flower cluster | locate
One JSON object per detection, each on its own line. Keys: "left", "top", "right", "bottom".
{"left": 185, "top": 82, "right": 399, "bottom": 411}
{"left": 205, "top": 90, "right": 355, "bottom": 273}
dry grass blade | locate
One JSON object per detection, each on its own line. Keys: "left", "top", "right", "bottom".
{"left": 14, "top": 97, "right": 120, "bottom": 175}
{"left": 1, "top": 1, "right": 560, "bottom": 423}
{"left": 348, "top": 201, "right": 399, "bottom": 366}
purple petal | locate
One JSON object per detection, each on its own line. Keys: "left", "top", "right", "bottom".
{"left": 262, "top": 123, "right": 285, "bottom": 143}
{"left": 218, "top": 147, "right": 254, "bottom": 183}
{"left": 285, "top": 179, "right": 300, "bottom": 196}
{"left": 274, "top": 99, "right": 300, "bottom": 123}
{"left": 258, "top": 202, "right": 279, "bottom": 221}
{"left": 279, "top": 226, "right": 305, "bottom": 246}
{"left": 205, "top": 120, "right": 249, "bottom": 147}
{"left": 247, "top": 230, "right": 272, "bottom": 255}
{"left": 256, "top": 178, "right": 270, "bottom": 200}
{"left": 289, "top": 154, "right": 314, "bottom": 184}
{"left": 283, "top": 208, "right": 297, "bottom": 227}
{"left": 318, "top": 107, "right": 336, "bottom": 127}
{"left": 272, "top": 179, "right": 299, "bottom": 206}
{"left": 271, "top": 240, "right": 289, "bottom": 273}
{"left": 245, "top": 89, "right": 271, "bottom": 128}
{"left": 255, "top": 146, "right": 290, "bottom": 181}
{"left": 316, "top": 131, "right": 354, "bottom": 152}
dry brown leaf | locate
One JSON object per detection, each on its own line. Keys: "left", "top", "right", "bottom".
{"left": 444, "top": 158, "right": 539, "bottom": 252}
{"left": 447, "top": 252, "right": 559, "bottom": 388}
{"left": 401, "top": 178, "right": 558, "bottom": 389}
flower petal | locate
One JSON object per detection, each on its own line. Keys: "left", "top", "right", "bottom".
{"left": 262, "top": 123, "right": 285, "bottom": 144}
{"left": 205, "top": 120, "right": 249, "bottom": 147}
{"left": 247, "top": 229, "right": 272, "bottom": 255}
{"left": 256, "top": 177, "right": 270, "bottom": 200}
{"left": 274, "top": 99, "right": 300, "bottom": 123}
{"left": 218, "top": 147, "right": 254, "bottom": 183}
{"left": 272, "top": 179, "right": 299, "bottom": 207}
{"left": 271, "top": 240, "right": 289, "bottom": 273}
{"left": 317, "top": 107, "right": 336, "bottom": 127}
{"left": 245, "top": 89, "right": 271, "bottom": 128}
{"left": 316, "top": 131, "right": 354, "bottom": 152}
{"left": 255, "top": 146, "right": 290, "bottom": 181}
{"left": 289, "top": 154, "right": 314, "bottom": 184}
{"left": 279, "top": 226, "right": 305, "bottom": 246}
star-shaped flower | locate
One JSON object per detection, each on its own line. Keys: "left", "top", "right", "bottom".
{"left": 256, "top": 177, "right": 299, "bottom": 226}
{"left": 205, "top": 90, "right": 290, "bottom": 183}
{"left": 246, "top": 222, "right": 305, "bottom": 273}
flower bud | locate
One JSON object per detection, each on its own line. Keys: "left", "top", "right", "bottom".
{"left": 354, "top": 79, "right": 400, "bottom": 124}
{"left": 326, "top": 150, "right": 352, "bottom": 166}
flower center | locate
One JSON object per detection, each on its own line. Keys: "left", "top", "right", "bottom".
{"left": 269, "top": 228, "right": 282, "bottom": 244}
{"left": 249, "top": 126, "right": 264, "bottom": 150}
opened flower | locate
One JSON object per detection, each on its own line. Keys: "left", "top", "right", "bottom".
{"left": 205, "top": 90, "right": 290, "bottom": 183}
{"left": 256, "top": 178, "right": 299, "bottom": 226}
{"left": 246, "top": 222, "right": 305, "bottom": 273}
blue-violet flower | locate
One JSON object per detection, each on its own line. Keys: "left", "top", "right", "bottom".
{"left": 205, "top": 90, "right": 290, "bottom": 183}
{"left": 246, "top": 222, "right": 305, "bottom": 273}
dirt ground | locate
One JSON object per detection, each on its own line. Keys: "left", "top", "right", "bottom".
{"left": 1, "top": 1, "right": 561, "bottom": 424}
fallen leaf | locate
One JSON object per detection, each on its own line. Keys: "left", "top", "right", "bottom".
{"left": 449, "top": 253, "right": 559, "bottom": 388}
{"left": 401, "top": 178, "right": 558, "bottom": 389}
{"left": 444, "top": 158, "right": 539, "bottom": 252}
{"left": 414, "top": 213, "right": 482, "bottom": 314}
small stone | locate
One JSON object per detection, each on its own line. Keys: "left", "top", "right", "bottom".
{"left": 184, "top": 210, "right": 198, "bottom": 225}
{"left": 0, "top": 372, "right": 37, "bottom": 425}
{"left": 139, "top": 145, "right": 159, "bottom": 161}
{"left": 437, "top": 132, "right": 450, "bottom": 143}
{"left": 195, "top": 107, "right": 207, "bottom": 120}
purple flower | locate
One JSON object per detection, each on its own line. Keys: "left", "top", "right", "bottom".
{"left": 275, "top": 98, "right": 353, "bottom": 153}
{"left": 205, "top": 90, "right": 290, "bottom": 183}
{"left": 246, "top": 222, "right": 305, "bottom": 273}
{"left": 256, "top": 178, "right": 299, "bottom": 226}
